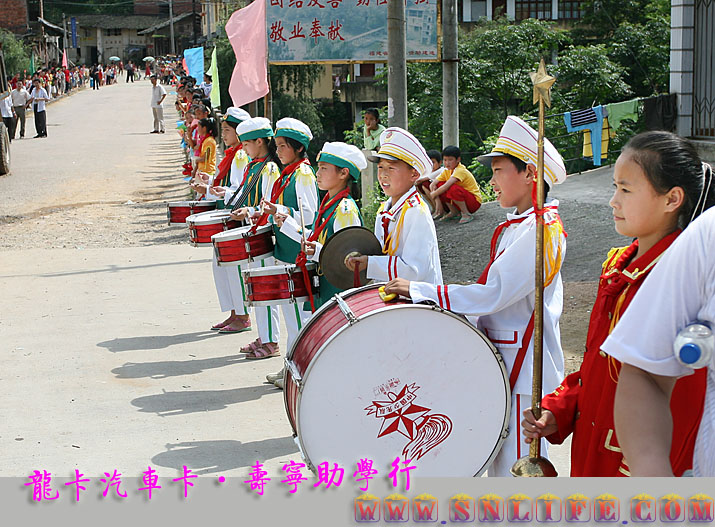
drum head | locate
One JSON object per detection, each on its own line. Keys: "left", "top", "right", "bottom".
{"left": 294, "top": 305, "right": 510, "bottom": 477}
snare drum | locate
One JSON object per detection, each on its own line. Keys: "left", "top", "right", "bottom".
{"left": 284, "top": 283, "right": 510, "bottom": 477}
{"left": 212, "top": 224, "right": 274, "bottom": 267}
{"left": 244, "top": 263, "right": 319, "bottom": 307}
{"left": 167, "top": 200, "right": 216, "bottom": 225}
{"left": 186, "top": 210, "right": 243, "bottom": 247}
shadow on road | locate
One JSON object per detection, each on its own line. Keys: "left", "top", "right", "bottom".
{"left": 131, "top": 384, "right": 278, "bottom": 416}
{"left": 151, "top": 438, "right": 299, "bottom": 474}
{"left": 112, "top": 354, "right": 246, "bottom": 379}
{"left": 98, "top": 331, "right": 219, "bottom": 352}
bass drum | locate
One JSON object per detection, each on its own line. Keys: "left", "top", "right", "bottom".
{"left": 284, "top": 283, "right": 510, "bottom": 477}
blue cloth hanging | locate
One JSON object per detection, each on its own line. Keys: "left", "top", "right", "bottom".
{"left": 564, "top": 105, "right": 605, "bottom": 166}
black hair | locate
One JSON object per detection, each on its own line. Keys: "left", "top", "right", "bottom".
{"left": 204, "top": 73, "right": 212, "bottom": 80}
{"left": 624, "top": 131, "right": 715, "bottom": 228}
{"left": 198, "top": 117, "right": 218, "bottom": 138}
{"left": 442, "top": 145, "right": 461, "bottom": 159}
{"left": 280, "top": 136, "right": 308, "bottom": 159}
{"left": 364, "top": 108, "right": 380, "bottom": 122}
{"left": 426, "top": 149, "right": 442, "bottom": 163}
{"left": 200, "top": 98, "right": 212, "bottom": 109}
{"left": 256, "top": 137, "right": 283, "bottom": 171}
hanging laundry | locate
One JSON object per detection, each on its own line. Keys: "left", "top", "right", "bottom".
{"left": 584, "top": 116, "right": 610, "bottom": 161}
{"left": 605, "top": 99, "right": 639, "bottom": 137}
{"left": 564, "top": 105, "right": 605, "bottom": 166}
{"left": 644, "top": 94, "right": 677, "bottom": 132}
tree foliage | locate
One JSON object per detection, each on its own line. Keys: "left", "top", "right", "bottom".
{"left": 0, "top": 29, "right": 31, "bottom": 76}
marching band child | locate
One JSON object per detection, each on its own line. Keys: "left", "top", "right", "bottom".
{"left": 268, "top": 142, "right": 366, "bottom": 388}
{"left": 194, "top": 116, "right": 218, "bottom": 179}
{"left": 255, "top": 118, "right": 319, "bottom": 361}
{"left": 191, "top": 107, "right": 252, "bottom": 333}
{"left": 522, "top": 131, "right": 711, "bottom": 476}
{"left": 384, "top": 116, "right": 567, "bottom": 476}
{"left": 230, "top": 117, "right": 283, "bottom": 359}
{"left": 346, "top": 127, "right": 442, "bottom": 285}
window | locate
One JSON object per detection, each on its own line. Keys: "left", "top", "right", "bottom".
{"left": 105, "top": 28, "right": 122, "bottom": 36}
{"left": 558, "top": 0, "right": 583, "bottom": 19}
{"left": 515, "top": 0, "right": 552, "bottom": 20}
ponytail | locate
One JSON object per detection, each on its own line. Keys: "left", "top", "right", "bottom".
{"left": 623, "top": 131, "right": 715, "bottom": 228}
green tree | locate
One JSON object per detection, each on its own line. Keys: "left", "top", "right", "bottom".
{"left": 0, "top": 29, "right": 31, "bottom": 76}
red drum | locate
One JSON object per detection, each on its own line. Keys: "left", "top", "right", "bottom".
{"left": 167, "top": 200, "right": 216, "bottom": 225}
{"left": 211, "top": 225, "right": 274, "bottom": 267}
{"left": 186, "top": 210, "right": 243, "bottom": 247}
{"left": 244, "top": 263, "right": 319, "bottom": 307}
{"left": 284, "top": 283, "right": 510, "bottom": 477}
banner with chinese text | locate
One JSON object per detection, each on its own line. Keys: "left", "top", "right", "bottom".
{"left": 266, "top": 0, "right": 439, "bottom": 63}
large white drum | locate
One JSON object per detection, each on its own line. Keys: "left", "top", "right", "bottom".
{"left": 284, "top": 283, "right": 510, "bottom": 477}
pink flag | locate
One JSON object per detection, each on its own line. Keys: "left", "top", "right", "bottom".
{"left": 226, "top": 0, "right": 268, "bottom": 107}
{"left": 62, "top": 49, "right": 68, "bottom": 68}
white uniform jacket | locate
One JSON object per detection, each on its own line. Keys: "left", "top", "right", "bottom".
{"left": 205, "top": 148, "right": 250, "bottom": 204}
{"left": 409, "top": 199, "right": 566, "bottom": 395}
{"left": 367, "top": 188, "right": 443, "bottom": 285}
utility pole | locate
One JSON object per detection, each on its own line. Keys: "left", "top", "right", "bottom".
{"left": 62, "top": 13, "right": 68, "bottom": 52}
{"left": 169, "top": 0, "right": 176, "bottom": 55}
{"left": 39, "top": 0, "right": 46, "bottom": 66}
{"left": 387, "top": 0, "right": 407, "bottom": 128}
{"left": 442, "top": 0, "right": 459, "bottom": 147}
{"left": 192, "top": 0, "right": 197, "bottom": 46}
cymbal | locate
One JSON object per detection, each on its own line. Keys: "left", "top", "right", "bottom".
{"left": 319, "top": 226, "right": 382, "bottom": 290}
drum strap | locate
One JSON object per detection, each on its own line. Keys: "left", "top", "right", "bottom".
{"left": 229, "top": 156, "right": 272, "bottom": 211}
{"left": 509, "top": 311, "right": 535, "bottom": 392}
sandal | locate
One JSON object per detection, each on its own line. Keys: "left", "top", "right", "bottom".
{"left": 458, "top": 215, "right": 474, "bottom": 224}
{"left": 219, "top": 319, "right": 252, "bottom": 333}
{"left": 439, "top": 213, "right": 459, "bottom": 222}
{"left": 246, "top": 342, "right": 280, "bottom": 360}
{"left": 239, "top": 338, "right": 262, "bottom": 354}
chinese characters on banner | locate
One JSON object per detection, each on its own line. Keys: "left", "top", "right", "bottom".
{"left": 25, "top": 457, "right": 415, "bottom": 501}
{"left": 266, "top": 0, "right": 438, "bottom": 63}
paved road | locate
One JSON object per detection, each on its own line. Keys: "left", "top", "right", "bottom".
{"left": 1, "top": 81, "right": 572, "bottom": 479}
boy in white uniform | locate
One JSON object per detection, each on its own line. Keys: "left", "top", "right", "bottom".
{"left": 347, "top": 127, "right": 442, "bottom": 285}
{"left": 385, "top": 116, "right": 567, "bottom": 476}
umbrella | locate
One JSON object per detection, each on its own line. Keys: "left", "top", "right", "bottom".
{"left": 143, "top": 56, "right": 155, "bottom": 62}
{"left": 109, "top": 56, "right": 120, "bottom": 62}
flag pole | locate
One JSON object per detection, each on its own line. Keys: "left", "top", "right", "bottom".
{"left": 511, "top": 58, "right": 558, "bottom": 478}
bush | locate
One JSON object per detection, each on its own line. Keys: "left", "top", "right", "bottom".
{"left": 360, "top": 182, "right": 386, "bottom": 230}
{"left": 0, "top": 29, "right": 31, "bottom": 76}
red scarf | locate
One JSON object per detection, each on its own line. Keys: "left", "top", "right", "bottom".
{"left": 212, "top": 145, "right": 239, "bottom": 189}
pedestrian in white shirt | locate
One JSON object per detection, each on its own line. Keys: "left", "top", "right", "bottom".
{"left": 384, "top": 116, "right": 568, "bottom": 476}
{"left": 27, "top": 79, "right": 49, "bottom": 138}
{"left": 150, "top": 74, "right": 167, "bottom": 133}
{"left": 10, "top": 83, "right": 30, "bottom": 139}
{"left": 606, "top": 186, "right": 715, "bottom": 476}
{"left": 1, "top": 95, "right": 16, "bottom": 142}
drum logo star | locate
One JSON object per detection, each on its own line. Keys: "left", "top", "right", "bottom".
{"left": 365, "top": 383, "right": 430, "bottom": 440}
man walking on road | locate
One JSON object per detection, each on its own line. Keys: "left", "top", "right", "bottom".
{"left": 11, "top": 83, "right": 30, "bottom": 138}
{"left": 150, "top": 74, "right": 166, "bottom": 134}
{"left": 28, "top": 79, "right": 49, "bottom": 138}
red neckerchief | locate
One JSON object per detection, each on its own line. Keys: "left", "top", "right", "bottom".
{"left": 476, "top": 205, "right": 561, "bottom": 284}
{"left": 308, "top": 188, "right": 351, "bottom": 242}
{"left": 212, "top": 145, "right": 239, "bottom": 189}
{"left": 239, "top": 156, "right": 266, "bottom": 188}
{"left": 270, "top": 158, "right": 309, "bottom": 204}
{"left": 295, "top": 186, "right": 349, "bottom": 314}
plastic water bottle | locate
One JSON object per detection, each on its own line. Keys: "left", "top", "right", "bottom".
{"left": 674, "top": 322, "right": 714, "bottom": 369}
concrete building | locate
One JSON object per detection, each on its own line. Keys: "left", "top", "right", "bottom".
{"left": 670, "top": 0, "right": 715, "bottom": 161}
{"left": 71, "top": 15, "right": 161, "bottom": 65}
{"left": 461, "top": 0, "right": 584, "bottom": 22}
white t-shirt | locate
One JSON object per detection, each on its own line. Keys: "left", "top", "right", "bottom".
{"left": 1, "top": 96, "right": 13, "bottom": 118}
{"left": 11, "top": 88, "right": 30, "bottom": 107}
{"left": 603, "top": 206, "right": 715, "bottom": 476}
{"left": 30, "top": 87, "right": 49, "bottom": 112}
{"left": 151, "top": 84, "right": 167, "bottom": 108}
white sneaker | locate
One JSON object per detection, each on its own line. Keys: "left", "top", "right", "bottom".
{"left": 266, "top": 367, "right": 285, "bottom": 383}
{"left": 274, "top": 377, "right": 284, "bottom": 390}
